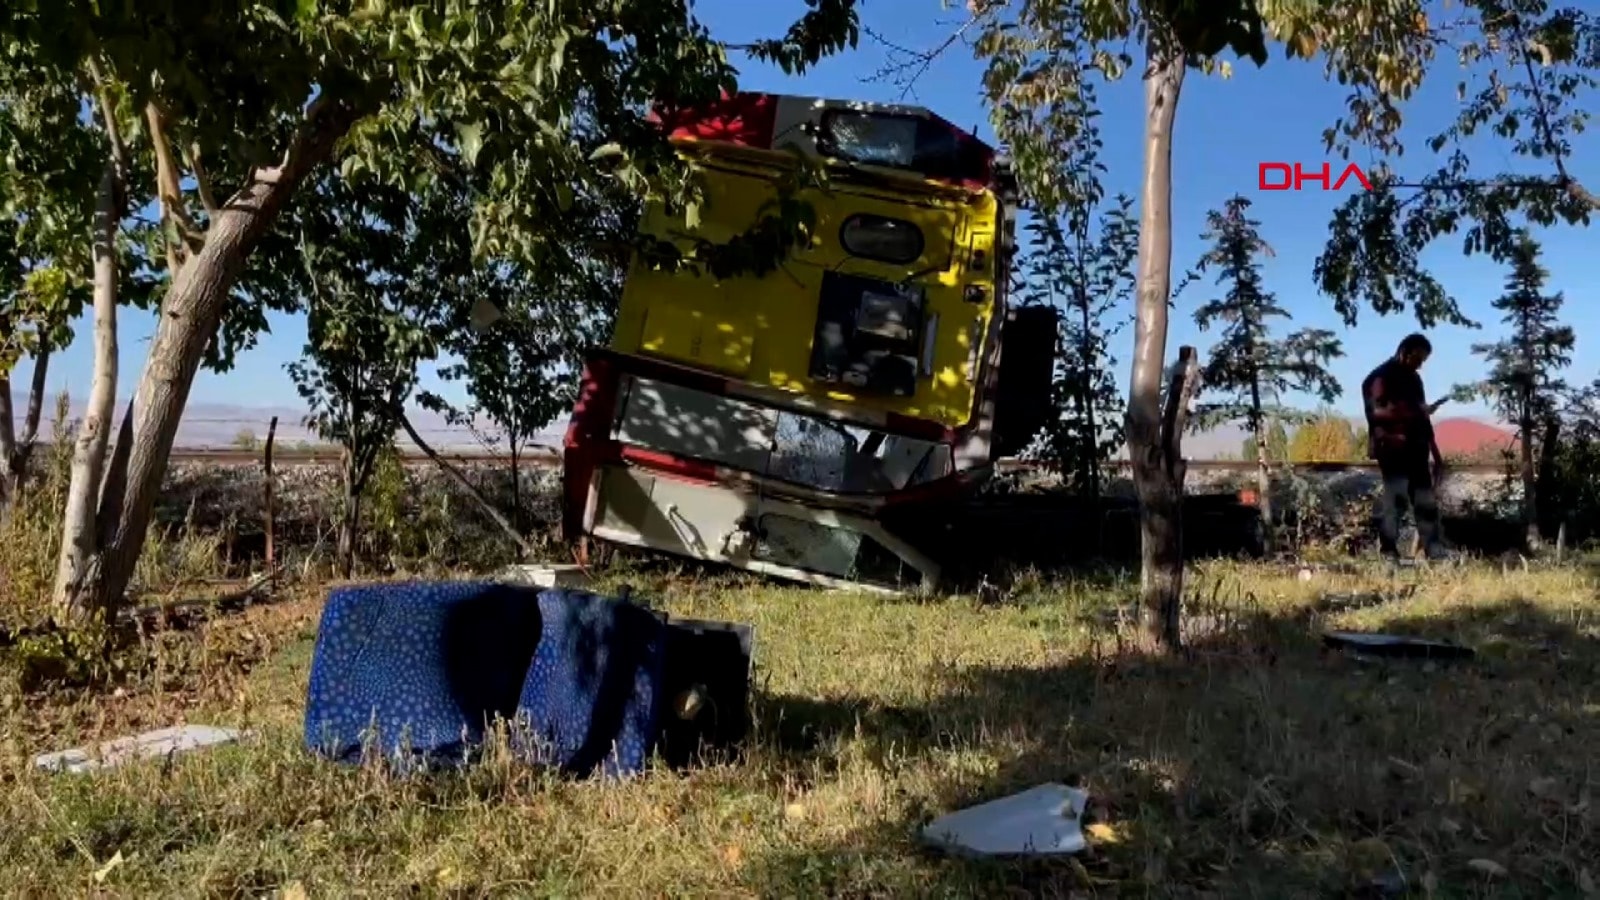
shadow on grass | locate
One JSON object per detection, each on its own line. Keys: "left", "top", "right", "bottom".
{"left": 746, "top": 595, "right": 1600, "bottom": 897}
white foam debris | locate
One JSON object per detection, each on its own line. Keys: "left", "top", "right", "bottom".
{"left": 920, "top": 783, "right": 1091, "bottom": 857}
{"left": 35, "top": 725, "right": 248, "bottom": 774}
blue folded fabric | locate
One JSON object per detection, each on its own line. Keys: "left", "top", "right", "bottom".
{"left": 302, "top": 581, "right": 669, "bottom": 778}
{"left": 303, "top": 580, "right": 544, "bottom": 767}
{"left": 514, "top": 588, "right": 668, "bottom": 778}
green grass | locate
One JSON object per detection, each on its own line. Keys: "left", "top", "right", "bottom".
{"left": 3, "top": 561, "right": 1599, "bottom": 898}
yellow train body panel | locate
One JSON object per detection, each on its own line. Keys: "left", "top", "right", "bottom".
{"left": 611, "top": 157, "right": 1001, "bottom": 429}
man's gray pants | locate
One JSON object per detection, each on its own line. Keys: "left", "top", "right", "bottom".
{"left": 1375, "top": 456, "right": 1444, "bottom": 558}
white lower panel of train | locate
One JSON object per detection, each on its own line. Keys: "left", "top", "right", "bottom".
{"left": 583, "top": 463, "right": 939, "bottom": 593}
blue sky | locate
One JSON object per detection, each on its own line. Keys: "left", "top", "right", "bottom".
{"left": 14, "top": 0, "right": 1597, "bottom": 429}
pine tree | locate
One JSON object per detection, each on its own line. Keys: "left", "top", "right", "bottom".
{"left": 1189, "top": 196, "right": 1343, "bottom": 552}
{"left": 1470, "top": 232, "right": 1574, "bottom": 550}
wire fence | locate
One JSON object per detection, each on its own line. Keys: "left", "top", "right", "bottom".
{"left": 13, "top": 414, "right": 558, "bottom": 456}
{"left": 149, "top": 448, "right": 1511, "bottom": 474}
{"left": 12, "top": 416, "right": 1515, "bottom": 472}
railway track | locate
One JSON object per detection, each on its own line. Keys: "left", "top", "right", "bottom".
{"left": 159, "top": 446, "right": 1512, "bottom": 475}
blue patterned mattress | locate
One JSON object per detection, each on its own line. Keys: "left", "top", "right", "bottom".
{"left": 303, "top": 581, "right": 668, "bottom": 776}
{"left": 514, "top": 589, "right": 667, "bottom": 778}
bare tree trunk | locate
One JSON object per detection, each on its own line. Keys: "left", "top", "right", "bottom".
{"left": 1126, "top": 43, "right": 1190, "bottom": 651}
{"left": 1534, "top": 416, "right": 1560, "bottom": 545}
{"left": 19, "top": 346, "right": 50, "bottom": 468}
{"left": 400, "top": 413, "right": 536, "bottom": 557}
{"left": 338, "top": 449, "right": 358, "bottom": 579}
{"left": 509, "top": 437, "right": 524, "bottom": 539}
{"left": 1518, "top": 411, "right": 1538, "bottom": 550}
{"left": 1249, "top": 385, "right": 1275, "bottom": 555}
{"left": 1077, "top": 286, "right": 1100, "bottom": 504}
{"left": 62, "top": 97, "right": 360, "bottom": 618}
{"left": 53, "top": 160, "right": 124, "bottom": 619}
{"left": 1140, "top": 348, "right": 1200, "bottom": 642}
{"left": 263, "top": 415, "right": 277, "bottom": 580}
{"left": 0, "top": 374, "right": 17, "bottom": 524}
{"left": 1, "top": 347, "right": 53, "bottom": 516}
{"left": 0, "top": 374, "right": 13, "bottom": 518}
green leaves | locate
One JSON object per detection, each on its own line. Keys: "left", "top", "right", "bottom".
{"left": 287, "top": 171, "right": 469, "bottom": 485}
{"left": 1316, "top": 3, "right": 1596, "bottom": 330}
{"left": 1016, "top": 195, "right": 1136, "bottom": 490}
{"left": 974, "top": 1, "right": 1125, "bottom": 216}
{"left": 738, "top": 0, "right": 860, "bottom": 75}
{"left": 0, "top": 56, "right": 103, "bottom": 373}
{"left": 974, "top": 0, "right": 1424, "bottom": 214}
{"left": 1147, "top": 0, "right": 1269, "bottom": 65}
{"left": 1313, "top": 167, "right": 1476, "bottom": 329}
{"left": 426, "top": 150, "right": 631, "bottom": 454}
{"left": 456, "top": 121, "right": 485, "bottom": 166}
{"left": 3, "top": 0, "right": 863, "bottom": 404}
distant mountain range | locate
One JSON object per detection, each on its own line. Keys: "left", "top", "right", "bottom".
{"left": 6, "top": 393, "right": 567, "bottom": 452}
{"left": 10, "top": 392, "right": 1514, "bottom": 459}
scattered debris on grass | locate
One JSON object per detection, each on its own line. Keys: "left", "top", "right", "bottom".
{"left": 1322, "top": 630, "right": 1477, "bottom": 660}
{"left": 921, "top": 784, "right": 1090, "bottom": 857}
{"left": 34, "top": 724, "right": 248, "bottom": 774}
{"left": 496, "top": 563, "right": 589, "bottom": 589}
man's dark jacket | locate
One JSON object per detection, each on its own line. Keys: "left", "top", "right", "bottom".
{"left": 1361, "top": 359, "right": 1433, "bottom": 462}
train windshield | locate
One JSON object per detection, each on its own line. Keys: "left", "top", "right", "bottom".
{"left": 820, "top": 109, "right": 986, "bottom": 183}
{"left": 824, "top": 111, "right": 920, "bottom": 167}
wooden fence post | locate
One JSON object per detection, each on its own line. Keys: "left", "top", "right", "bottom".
{"left": 264, "top": 416, "right": 278, "bottom": 584}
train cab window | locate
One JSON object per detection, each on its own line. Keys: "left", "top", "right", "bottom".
{"left": 822, "top": 111, "right": 919, "bottom": 167}
{"left": 819, "top": 109, "right": 989, "bottom": 183}
{"left": 840, "top": 214, "right": 923, "bottom": 264}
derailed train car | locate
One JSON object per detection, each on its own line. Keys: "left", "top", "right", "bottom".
{"left": 562, "top": 92, "right": 1055, "bottom": 593}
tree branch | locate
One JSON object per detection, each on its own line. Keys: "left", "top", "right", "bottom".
{"left": 1383, "top": 175, "right": 1560, "bottom": 192}
{"left": 1513, "top": 21, "right": 1600, "bottom": 211}
{"left": 181, "top": 141, "right": 221, "bottom": 217}
{"left": 84, "top": 57, "right": 132, "bottom": 205}
{"left": 144, "top": 103, "right": 206, "bottom": 271}
{"left": 1376, "top": 172, "right": 1591, "bottom": 220}
{"left": 1161, "top": 346, "right": 1201, "bottom": 482}
{"left": 398, "top": 411, "right": 535, "bottom": 556}
{"left": 0, "top": 376, "right": 15, "bottom": 469}
{"left": 230, "top": 92, "right": 361, "bottom": 209}
{"left": 297, "top": 228, "right": 327, "bottom": 306}
{"left": 862, "top": 6, "right": 996, "bottom": 98}
{"left": 21, "top": 345, "right": 50, "bottom": 449}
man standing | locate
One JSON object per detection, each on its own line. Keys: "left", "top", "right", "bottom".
{"left": 1361, "top": 334, "right": 1450, "bottom": 561}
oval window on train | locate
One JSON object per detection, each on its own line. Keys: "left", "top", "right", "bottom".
{"left": 840, "top": 214, "right": 924, "bottom": 264}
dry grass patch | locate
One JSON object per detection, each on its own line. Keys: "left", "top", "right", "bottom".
{"left": 1, "top": 561, "right": 1597, "bottom": 897}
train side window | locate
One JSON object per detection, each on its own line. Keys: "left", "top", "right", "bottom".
{"left": 840, "top": 214, "right": 924, "bottom": 265}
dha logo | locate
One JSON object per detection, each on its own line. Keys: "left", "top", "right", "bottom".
{"left": 1258, "top": 162, "right": 1372, "bottom": 191}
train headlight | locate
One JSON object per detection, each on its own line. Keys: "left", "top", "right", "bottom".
{"left": 963, "top": 285, "right": 986, "bottom": 304}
